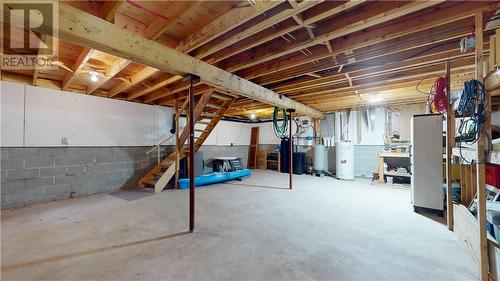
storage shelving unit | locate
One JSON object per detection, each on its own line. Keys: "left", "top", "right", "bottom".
{"left": 373, "top": 152, "right": 411, "bottom": 188}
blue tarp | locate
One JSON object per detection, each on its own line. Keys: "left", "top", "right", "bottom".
{"left": 178, "top": 169, "right": 252, "bottom": 189}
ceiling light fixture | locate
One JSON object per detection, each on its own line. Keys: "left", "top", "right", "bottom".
{"left": 249, "top": 113, "right": 256, "bottom": 120}
{"left": 90, "top": 71, "right": 98, "bottom": 82}
{"left": 367, "top": 94, "right": 383, "bottom": 104}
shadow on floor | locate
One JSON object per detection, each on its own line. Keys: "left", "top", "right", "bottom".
{"left": 223, "top": 182, "right": 290, "bottom": 190}
{"left": 1, "top": 231, "right": 190, "bottom": 271}
{"left": 111, "top": 189, "right": 155, "bottom": 201}
{"left": 417, "top": 211, "right": 446, "bottom": 225}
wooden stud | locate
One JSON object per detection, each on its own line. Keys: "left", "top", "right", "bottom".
{"left": 445, "top": 61, "right": 454, "bottom": 231}
{"left": 474, "top": 11, "right": 488, "bottom": 281}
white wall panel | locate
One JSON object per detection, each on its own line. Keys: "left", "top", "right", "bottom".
{"left": 215, "top": 121, "right": 250, "bottom": 145}
{"left": 256, "top": 122, "right": 281, "bottom": 144}
{"left": 0, "top": 81, "right": 25, "bottom": 146}
{"left": 25, "top": 86, "right": 157, "bottom": 146}
{"left": 153, "top": 105, "right": 174, "bottom": 145}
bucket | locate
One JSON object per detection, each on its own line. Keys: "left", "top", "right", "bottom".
{"left": 386, "top": 176, "right": 394, "bottom": 184}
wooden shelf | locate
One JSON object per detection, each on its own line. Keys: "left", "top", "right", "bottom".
{"left": 379, "top": 152, "right": 410, "bottom": 158}
{"left": 384, "top": 172, "right": 411, "bottom": 178}
{"left": 451, "top": 147, "right": 500, "bottom": 165}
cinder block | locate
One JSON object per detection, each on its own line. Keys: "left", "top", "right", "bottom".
{"left": 68, "top": 147, "right": 94, "bottom": 156}
{"left": 122, "top": 161, "right": 137, "bottom": 170}
{"left": 40, "top": 167, "right": 67, "bottom": 177}
{"left": 68, "top": 165, "right": 87, "bottom": 175}
{"left": 105, "top": 162, "right": 123, "bottom": 171}
{"left": 114, "top": 153, "right": 133, "bottom": 162}
{"left": 107, "top": 176, "right": 126, "bottom": 187}
{"left": 1, "top": 159, "right": 24, "bottom": 170}
{"left": 55, "top": 156, "right": 82, "bottom": 167}
{"left": 81, "top": 155, "right": 96, "bottom": 164}
{"left": 95, "top": 154, "right": 115, "bottom": 163}
{"left": 1, "top": 171, "right": 6, "bottom": 183}
{"left": 25, "top": 177, "right": 54, "bottom": 189}
{"left": 7, "top": 169, "right": 39, "bottom": 180}
{"left": 73, "top": 179, "right": 106, "bottom": 196}
{"left": 25, "top": 157, "right": 54, "bottom": 168}
{"left": 0, "top": 149, "right": 8, "bottom": 160}
{"left": 86, "top": 163, "right": 106, "bottom": 173}
{"left": 1, "top": 179, "right": 25, "bottom": 193}
{"left": 7, "top": 186, "right": 45, "bottom": 204}
{"left": 97, "top": 147, "right": 114, "bottom": 155}
{"left": 55, "top": 175, "right": 74, "bottom": 185}
{"left": 8, "top": 148, "right": 40, "bottom": 159}
{"left": 73, "top": 173, "right": 96, "bottom": 183}
{"left": 95, "top": 170, "right": 121, "bottom": 179}
{"left": 40, "top": 147, "right": 69, "bottom": 157}
{"left": 46, "top": 184, "right": 71, "bottom": 196}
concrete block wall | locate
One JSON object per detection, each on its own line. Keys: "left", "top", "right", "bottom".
{"left": 0, "top": 146, "right": 173, "bottom": 209}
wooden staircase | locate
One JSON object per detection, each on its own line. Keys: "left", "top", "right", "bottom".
{"left": 138, "top": 90, "right": 236, "bottom": 192}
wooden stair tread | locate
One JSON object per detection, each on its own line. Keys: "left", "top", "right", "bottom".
{"left": 139, "top": 94, "right": 236, "bottom": 193}
{"left": 141, "top": 179, "right": 157, "bottom": 186}
{"left": 152, "top": 171, "right": 163, "bottom": 176}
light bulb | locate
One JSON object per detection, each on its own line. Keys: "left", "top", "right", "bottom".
{"left": 90, "top": 71, "right": 98, "bottom": 82}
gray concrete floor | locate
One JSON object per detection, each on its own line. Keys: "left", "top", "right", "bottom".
{"left": 1, "top": 170, "right": 477, "bottom": 280}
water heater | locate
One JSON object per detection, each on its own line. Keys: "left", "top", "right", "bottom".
{"left": 336, "top": 141, "right": 354, "bottom": 180}
{"left": 313, "top": 144, "right": 326, "bottom": 171}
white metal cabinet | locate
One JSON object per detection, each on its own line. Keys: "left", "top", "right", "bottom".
{"left": 411, "top": 114, "right": 444, "bottom": 212}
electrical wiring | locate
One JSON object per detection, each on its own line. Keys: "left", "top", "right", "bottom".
{"left": 431, "top": 76, "right": 448, "bottom": 114}
{"left": 415, "top": 75, "right": 446, "bottom": 113}
{"left": 456, "top": 79, "right": 492, "bottom": 163}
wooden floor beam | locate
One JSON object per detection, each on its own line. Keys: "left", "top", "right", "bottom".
{"left": 36, "top": 3, "right": 323, "bottom": 118}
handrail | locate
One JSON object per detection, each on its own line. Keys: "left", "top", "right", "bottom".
{"left": 145, "top": 134, "right": 175, "bottom": 164}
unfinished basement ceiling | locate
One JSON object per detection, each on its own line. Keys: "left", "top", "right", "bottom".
{"left": 1, "top": 0, "right": 499, "bottom": 118}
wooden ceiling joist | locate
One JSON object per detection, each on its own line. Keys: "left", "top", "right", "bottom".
{"left": 176, "top": 0, "right": 282, "bottom": 53}
{"left": 61, "top": 47, "right": 93, "bottom": 90}
{"left": 86, "top": 58, "right": 131, "bottom": 94}
{"left": 108, "top": 66, "right": 158, "bottom": 98}
{"left": 206, "top": 0, "right": 366, "bottom": 67}
{"left": 126, "top": 74, "right": 182, "bottom": 101}
{"left": 36, "top": 3, "right": 323, "bottom": 118}
{"left": 2, "top": 1, "right": 498, "bottom": 115}
{"left": 224, "top": 1, "right": 443, "bottom": 72}
{"left": 144, "top": 2, "right": 198, "bottom": 40}
{"left": 192, "top": 0, "right": 322, "bottom": 60}
{"left": 228, "top": 1, "right": 497, "bottom": 90}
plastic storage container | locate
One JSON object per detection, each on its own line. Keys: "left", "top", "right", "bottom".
{"left": 486, "top": 163, "right": 500, "bottom": 188}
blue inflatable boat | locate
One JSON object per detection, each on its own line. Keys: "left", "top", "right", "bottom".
{"left": 178, "top": 169, "right": 252, "bottom": 189}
